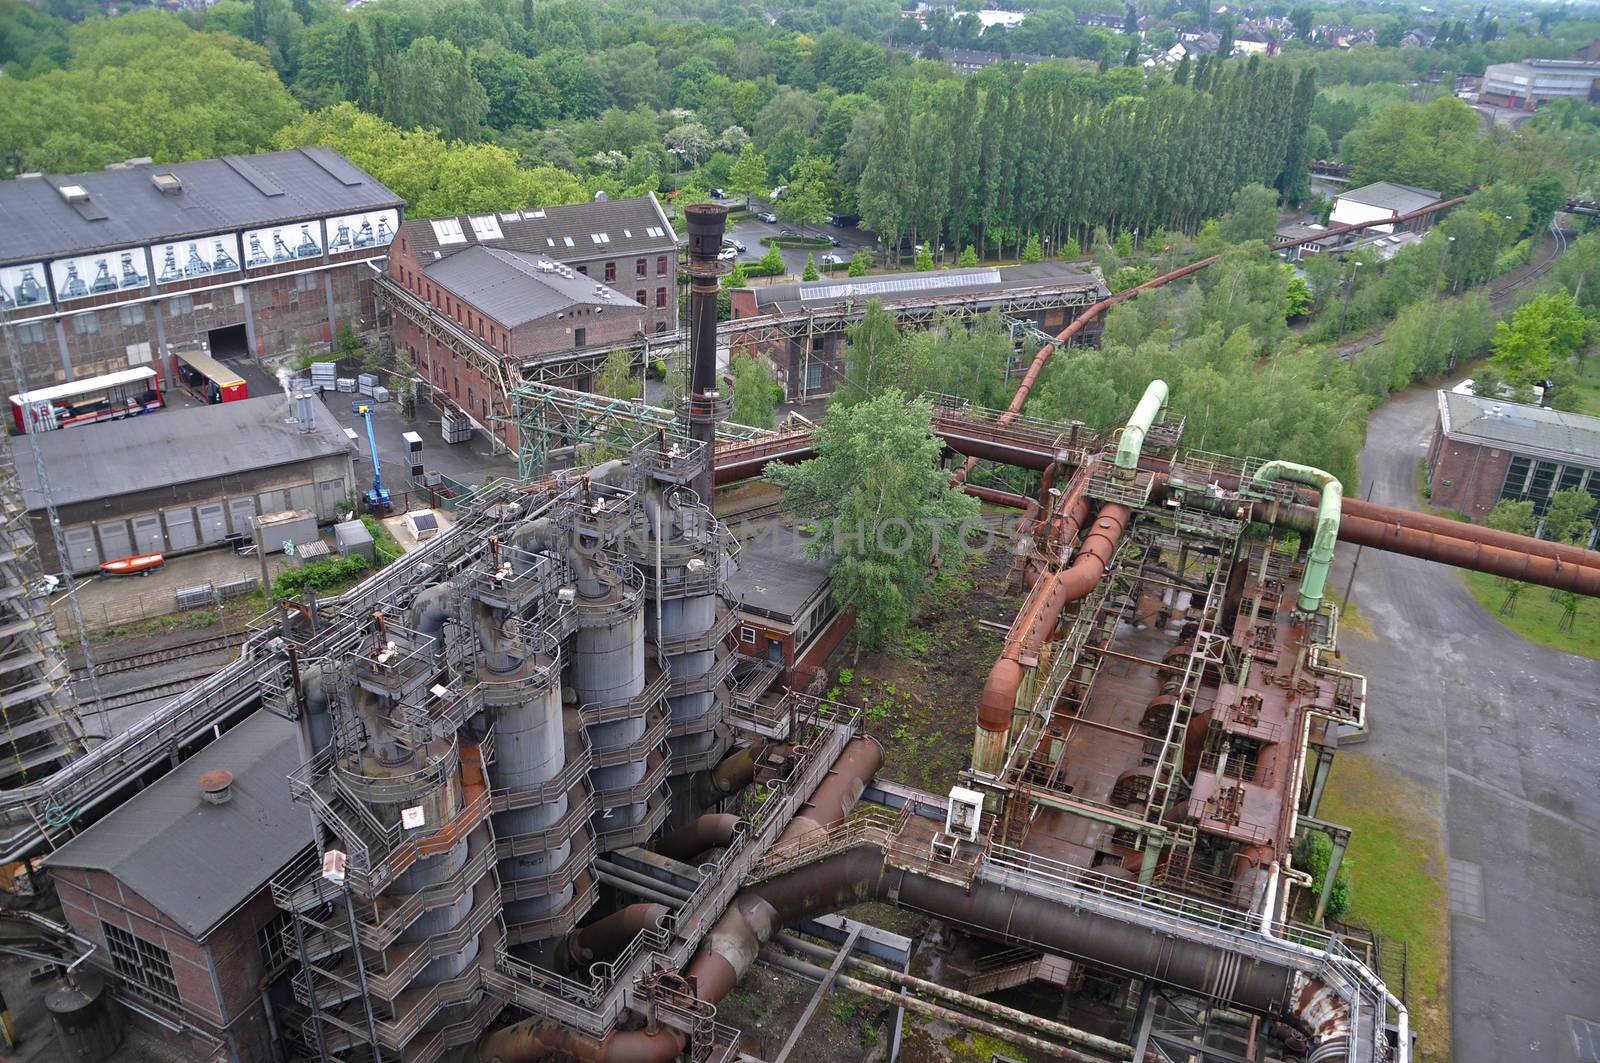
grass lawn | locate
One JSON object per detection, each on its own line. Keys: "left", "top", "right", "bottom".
{"left": 1458, "top": 569, "right": 1600, "bottom": 659}
{"left": 1318, "top": 752, "right": 1451, "bottom": 1061}
{"left": 1560, "top": 355, "right": 1600, "bottom": 417}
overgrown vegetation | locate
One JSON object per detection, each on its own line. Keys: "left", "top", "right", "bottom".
{"left": 272, "top": 553, "right": 370, "bottom": 598}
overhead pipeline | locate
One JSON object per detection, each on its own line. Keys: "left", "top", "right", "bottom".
{"left": 1113, "top": 379, "right": 1169, "bottom": 478}
{"left": 1252, "top": 462, "right": 1342, "bottom": 612}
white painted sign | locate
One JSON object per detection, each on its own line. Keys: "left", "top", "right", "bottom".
{"left": 152, "top": 234, "right": 240, "bottom": 285}
{"left": 401, "top": 805, "right": 426, "bottom": 829}
{"left": 243, "top": 221, "right": 323, "bottom": 269}
{"left": 50, "top": 248, "right": 148, "bottom": 302}
{"left": 326, "top": 208, "right": 399, "bottom": 255}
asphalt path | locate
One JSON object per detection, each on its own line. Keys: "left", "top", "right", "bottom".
{"left": 1331, "top": 383, "right": 1600, "bottom": 1063}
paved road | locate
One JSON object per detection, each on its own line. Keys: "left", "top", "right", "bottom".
{"left": 721, "top": 201, "right": 877, "bottom": 277}
{"left": 1330, "top": 384, "right": 1600, "bottom": 1063}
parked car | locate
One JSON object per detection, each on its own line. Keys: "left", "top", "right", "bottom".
{"left": 723, "top": 238, "right": 746, "bottom": 252}
{"left": 757, "top": 211, "right": 778, "bottom": 223}
{"left": 821, "top": 252, "right": 845, "bottom": 266}
{"left": 717, "top": 246, "right": 738, "bottom": 262}
{"left": 710, "top": 187, "right": 728, "bottom": 199}
{"left": 828, "top": 235, "right": 842, "bottom": 246}
{"left": 779, "top": 227, "right": 798, "bottom": 237}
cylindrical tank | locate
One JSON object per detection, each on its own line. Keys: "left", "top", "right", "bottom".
{"left": 394, "top": 834, "right": 481, "bottom": 984}
{"left": 46, "top": 972, "right": 122, "bottom": 1063}
{"left": 488, "top": 668, "right": 577, "bottom": 926}
{"left": 573, "top": 576, "right": 648, "bottom": 826}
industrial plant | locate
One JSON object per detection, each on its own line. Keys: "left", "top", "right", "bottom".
{"left": 1, "top": 202, "right": 1598, "bottom": 1063}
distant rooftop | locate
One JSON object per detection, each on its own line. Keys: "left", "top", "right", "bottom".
{"left": 399, "top": 194, "right": 677, "bottom": 264}
{"left": 8, "top": 394, "right": 352, "bottom": 509}
{"left": 746, "top": 260, "right": 1104, "bottom": 317}
{"left": 423, "top": 245, "right": 643, "bottom": 329}
{"left": 44, "top": 710, "right": 305, "bottom": 939}
{"left": 1438, "top": 390, "right": 1600, "bottom": 465}
{"left": 1337, "top": 181, "right": 1442, "bottom": 214}
{"left": 0, "top": 148, "right": 402, "bottom": 264}
{"left": 725, "top": 524, "right": 832, "bottom": 622}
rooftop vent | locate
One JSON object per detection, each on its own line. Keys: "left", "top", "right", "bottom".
{"left": 594, "top": 190, "right": 608, "bottom": 202}
{"left": 198, "top": 769, "right": 233, "bottom": 805}
{"left": 151, "top": 173, "right": 183, "bottom": 195}
{"left": 57, "top": 185, "right": 89, "bottom": 205}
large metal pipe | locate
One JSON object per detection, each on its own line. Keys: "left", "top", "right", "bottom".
{"left": 1113, "top": 380, "right": 1168, "bottom": 478}
{"left": 650, "top": 813, "right": 744, "bottom": 863}
{"left": 557, "top": 904, "right": 670, "bottom": 972}
{"left": 1253, "top": 462, "right": 1342, "bottom": 612}
{"left": 684, "top": 203, "right": 729, "bottom": 504}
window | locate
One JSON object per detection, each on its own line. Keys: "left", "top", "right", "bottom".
{"left": 636, "top": 290, "right": 646, "bottom": 305}
{"left": 574, "top": 327, "right": 586, "bottom": 347}
{"left": 656, "top": 287, "right": 667, "bottom": 308}
{"left": 577, "top": 265, "right": 588, "bottom": 276}
{"left": 657, "top": 256, "right": 668, "bottom": 277}
{"left": 294, "top": 272, "right": 318, "bottom": 293}
{"left": 604, "top": 262, "right": 617, "bottom": 283}
{"left": 655, "top": 322, "right": 666, "bottom": 333}
{"left": 805, "top": 362, "right": 823, "bottom": 390}
{"left": 72, "top": 313, "right": 98, "bottom": 335}
{"left": 103, "top": 922, "right": 179, "bottom": 1007}
{"left": 167, "top": 295, "right": 192, "bottom": 316}
{"left": 15, "top": 321, "right": 45, "bottom": 345}
{"left": 126, "top": 341, "right": 152, "bottom": 364}
{"left": 741, "top": 625, "right": 756, "bottom": 644}
{"left": 118, "top": 304, "right": 145, "bottom": 326}
{"left": 257, "top": 911, "right": 292, "bottom": 978}
{"left": 636, "top": 258, "right": 648, "bottom": 278}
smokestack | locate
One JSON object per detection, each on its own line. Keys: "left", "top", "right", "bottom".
{"left": 684, "top": 203, "right": 730, "bottom": 504}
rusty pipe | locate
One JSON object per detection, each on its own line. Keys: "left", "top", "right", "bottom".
{"left": 1344, "top": 497, "right": 1600, "bottom": 569}
{"left": 775, "top": 735, "right": 883, "bottom": 846}
{"left": 1338, "top": 513, "right": 1600, "bottom": 595}
{"left": 557, "top": 904, "right": 670, "bottom": 973}
{"left": 650, "top": 813, "right": 744, "bottom": 864}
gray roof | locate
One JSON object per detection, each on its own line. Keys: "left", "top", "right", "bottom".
{"left": 44, "top": 710, "right": 306, "bottom": 938}
{"left": 401, "top": 194, "right": 677, "bottom": 264}
{"left": 725, "top": 531, "right": 833, "bottom": 621}
{"left": 1337, "top": 181, "right": 1441, "bottom": 214}
{"left": 8, "top": 395, "right": 353, "bottom": 509}
{"left": 751, "top": 261, "right": 1104, "bottom": 316}
{"left": 0, "top": 149, "right": 403, "bottom": 264}
{"left": 1438, "top": 390, "right": 1600, "bottom": 466}
{"left": 423, "top": 246, "right": 643, "bottom": 328}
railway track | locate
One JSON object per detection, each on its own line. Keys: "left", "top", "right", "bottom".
{"left": 73, "top": 632, "right": 246, "bottom": 680}
{"left": 1490, "top": 222, "right": 1565, "bottom": 304}
{"left": 77, "top": 677, "right": 200, "bottom": 713}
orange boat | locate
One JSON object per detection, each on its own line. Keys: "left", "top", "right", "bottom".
{"left": 100, "top": 553, "right": 164, "bottom": 577}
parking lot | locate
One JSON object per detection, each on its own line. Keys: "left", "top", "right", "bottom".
{"left": 715, "top": 198, "right": 880, "bottom": 278}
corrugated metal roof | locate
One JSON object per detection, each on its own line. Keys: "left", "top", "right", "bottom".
{"left": 422, "top": 245, "right": 643, "bottom": 328}
{"left": 6, "top": 394, "right": 353, "bottom": 509}
{"left": 402, "top": 194, "right": 677, "bottom": 264}
{"left": 43, "top": 710, "right": 307, "bottom": 939}
{"left": 1337, "top": 181, "right": 1441, "bottom": 214}
{"left": 0, "top": 148, "right": 403, "bottom": 264}
{"left": 751, "top": 261, "right": 1103, "bottom": 316}
{"left": 1439, "top": 390, "right": 1600, "bottom": 465}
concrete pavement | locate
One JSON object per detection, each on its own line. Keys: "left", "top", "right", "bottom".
{"left": 1329, "top": 382, "right": 1600, "bottom": 1063}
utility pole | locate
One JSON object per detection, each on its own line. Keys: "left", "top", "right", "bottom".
{"left": 1338, "top": 258, "right": 1363, "bottom": 335}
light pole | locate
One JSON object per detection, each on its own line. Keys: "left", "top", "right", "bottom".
{"left": 1338, "top": 258, "right": 1363, "bottom": 335}
{"left": 1491, "top": 214, "right": 1513, "bottom": 280}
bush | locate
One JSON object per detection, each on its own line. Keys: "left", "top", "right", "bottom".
{"left": 1022, "top": 234, "right": 1043, "bottom": 263}
{"left": 848, "top": 248, "right": 873, "bottom": 277}
{"left": 914, "top": 246, "right": 934, "bottom": 271}
{"left": 1295, "top": 829, "right": 1352, "bottom": 921}
{"left": 802, "top": 254, "right": 819, "bottom": 281}
{"left": 1062, "top": 236, "right": 1082, "bottom": 259}
{"left": 957, "top": 244, "right": 979, "bottom": 267}
{"left": 273, "top": 554, "right": 370, "bottom": 598}
{"left": 753, "top": 247, "right": 785, "bottom": 276}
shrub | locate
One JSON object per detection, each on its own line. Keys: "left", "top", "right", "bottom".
{"left": 1022, "top": 234, "right": 1042, "bottom": 263}
{"left": 754, "top": 247, "right": 785, "bottom": 276}
{"left": 914, "top": 246, "right": 934, "bottom": 271}
{"left": 848, "top": 248, "right": 872, "bottom": 276}
{"left": 802, "top": 254, "right": 819, "bottom": 281}
{"left": 957, "top": 244, "right": 979, "bottom": 267}
{"left": 273, "top": 554, "right": 370, "bottom": 598}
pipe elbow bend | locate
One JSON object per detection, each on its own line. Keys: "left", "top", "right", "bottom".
{"left": 979, "top": 658, "right": 1022, "bottom": 732}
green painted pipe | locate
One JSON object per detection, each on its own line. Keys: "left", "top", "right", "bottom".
{"left": 1113, "top": 379, "right": 1169, "bottom": 478}
{"left": 1252, "top": 460, "right": 1342, "bottom": 612}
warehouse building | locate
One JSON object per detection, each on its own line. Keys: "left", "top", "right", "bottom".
{"left": 8, "top": 395, "right": 355, "bottom": 573}
{"left": 1329, "top": 181, "right": 1441, "bottom": 236}
{"left": 378, "top": 194, "right": 681, "bottom": 451}
{"left": 1480, "top": 58, "right": 1600, "bottom": 110}
{"left": 726, "top": 261, "right": 1108, "bottom": 402}
{"left": 0, "top": 149, "right": 403, "bottom": 392}
{"left": 1427, "top": 390, "right": 1600, "bottom": 543}
{"left": 44, "top": 709, "right": 308, "bottom": 1063}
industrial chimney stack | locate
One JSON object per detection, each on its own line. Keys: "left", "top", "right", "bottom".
{"left": 682, "top": 203, "right": 730, "bottom": 504}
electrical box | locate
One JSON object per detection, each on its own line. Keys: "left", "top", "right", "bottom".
{"left": 402, "top": 431, "right": 424, "bottom": 478}
{"left": 945, "top": 786, "right": 984, "bottom": 842}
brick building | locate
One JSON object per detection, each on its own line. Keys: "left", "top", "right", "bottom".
{"left": 379, "top": 194, "right": 681, "bottom": 452}
{"left": 0, "top": 149, "right": 402, "bottom": 393}
{"left": 1427, "top": 389, "right": 1600, "bottom": 544}
{"left": 726, "top": 262, "right": 1108, "bottom": 402}
{"left": 43, "top": 710, "right": 309, "bottom": 1063}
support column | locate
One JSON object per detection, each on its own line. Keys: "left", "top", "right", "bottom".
{"left": 1138, "top": 832, "right": 1164, "bottom": 885}
{"left": 1314, "top": 830, "right": 1350, "bottom": 923}
{"left": 324, "top": 271, "right": 338, "bottom": 347}
{"left": 52, "top": 318, "right": 74, "bottom": 383}
{"left": 240, "top": 283, "right": 261, "bottom": 361}
{"left": 1305, "top": 743, "right": 1335, "bottom": 818}
{"left": 151, "top": 304, "right": 174, "bottom": 389}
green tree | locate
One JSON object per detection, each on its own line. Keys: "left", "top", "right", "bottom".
{"left": 958, "top": 245, "right": 979, "bottom": 267}
{"left": 730, "top": 354, "right": 778, "bottom": 429}
{"left": 1556, "top": 231, "right": 1600, "bottom": 313}
{"left": 1490, "top": 290, "right": 1592, "bottom": 384}
{"left": 778, "top": 156, "right": 835, "bottom": 237}
{"left": 1485, "top": 499, "right": 1535, "bottom": 535}
{"left": 914, "top": 245, "right": 935, "bottom": 271}
{"left": 836, "top": 301, "right": 904, "bottom": 407}
{"left": 1540, "top": 488, "right": 1595, "bottom": 546}
{"left": 1285, "top": 272, "right": 1313, "bottom": 319}
{"left": 338, "top": 22, "right": 371, "bottom": 109}
{"left": 727, "top": 142, "right": 769, "bottom": 211}
{"left": 1022, "top": 234, "right": 1043, "bottom": 263}
{"left": 802, "top": 254, "right": 820, "bottom": 281}
{"left": 764, "top": 391, "right": 981, "bottom": 654}
{"left": 1221, "top": 183, "right": 1281, "bottom": 244}
{"left": 848, "top": 248, "right": 873, "bottom": 277}
{"left": 384, "top": 36, "right": 488, "bottom": 142}
{"left": 595, "top": 346, "right": 640, "bottom": 401}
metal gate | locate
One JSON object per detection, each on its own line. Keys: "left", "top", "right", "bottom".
{"left": 197, "top": 503, "right": 228, "bottom": 543}
{"left": 317, "top": 479, "right": 345, "bottom": 522}
{"left": 164, "top": 508, "right": 198, "bottom": 551}
{"left": 227, "top": 497, "right": 256, "bottom": 538}
{"left": 130, "top": 514, "right": 165, "bottom": 554}
{"left": 96, "top": 520, "right": 132, "bottom": 561}
{"left": 63, "top": 526, "right": 99, "bottom": 572}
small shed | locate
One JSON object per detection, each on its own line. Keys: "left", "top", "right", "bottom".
{"left": 334, "top": 518, "right": 375, "bottom": 560}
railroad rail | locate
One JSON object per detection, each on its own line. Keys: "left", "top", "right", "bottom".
{"left": 71, "top": 632, "right": 246, "bottom": 679}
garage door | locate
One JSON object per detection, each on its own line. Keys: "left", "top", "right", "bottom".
{"left": 317, "top": 479, "right": 345, "bottom": 522}
{"left": 63, "top": 527, "right": 98, "bottom": 573}
{"left": 257, "top": 489, "right": 288, "bottom": 515}
{"left": 130, "top": 514, "right": 165, "bottom": 554}
{"left": 197, "top": 503, "right": 228, "bottom": 543}
{"left": 227, "top": 497, "right": 256, "bottom": 538}
{"left": 164, "top": 508, "right": 198, "bottom": 551}
{"left": 97, "top": 520, "right": 132, "bottom": 561}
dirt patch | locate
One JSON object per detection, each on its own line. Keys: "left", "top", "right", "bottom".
{"left": 715, "top": 961, "right": 894, "bottom": 1063}
{"left": 819, "top": 551, "right": 1015, "bottom": 792}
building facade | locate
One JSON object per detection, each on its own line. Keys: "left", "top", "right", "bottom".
{"left": 1480, "top": 59, "right": 1600, "bottom": 110}
{"left": 379, "top": 194, "right": 681, "bottom": 452}
{"left": 0, "top": 150, "right": 403, "bottom": 393}
{"left": 1427, "top": 389, "right": 1600, "bottom": 543}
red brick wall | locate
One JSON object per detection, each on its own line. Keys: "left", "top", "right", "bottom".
{"left": 1427, "top": 418, "right": 1513, "bottom": 517}
{"left": 53, "top": 867, "right": 278, "bottom": 1063}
